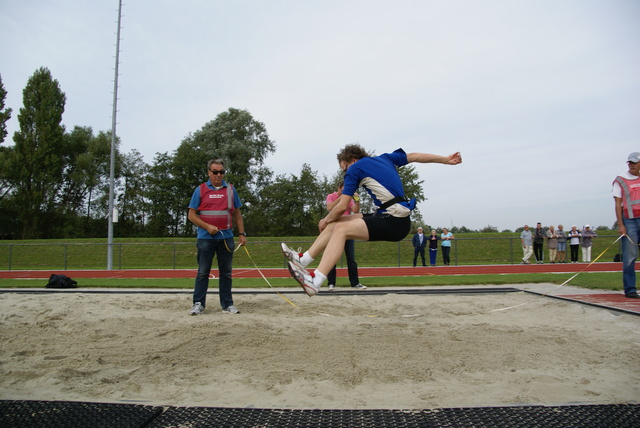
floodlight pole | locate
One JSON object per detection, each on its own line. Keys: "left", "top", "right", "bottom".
{"left": 108, "top": 0, "right": 123, "bottom": 270}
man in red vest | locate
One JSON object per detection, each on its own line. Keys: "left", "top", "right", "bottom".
{"left": 613, "top": 152, "right": 640, "bottom": 298}
{"left": 188, "top": 159, "right": 247, "bottom": 314}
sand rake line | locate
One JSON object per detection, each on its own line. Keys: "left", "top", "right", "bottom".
{"left": 491, "top": 234, "right": 626, "bottom": 313}
{"left": 243, "top": 245, "right": 298, "bottom": 309}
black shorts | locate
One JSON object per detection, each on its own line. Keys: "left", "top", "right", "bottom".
{"left": 364, "top": 214, "right": 411, "bottom": 242}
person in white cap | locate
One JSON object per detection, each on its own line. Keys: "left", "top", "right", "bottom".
{"left": 580, "top": 225, "right": 596, "bottom": 262}
{"left": 612, "top": 152, "right": 640, "bottom": 298}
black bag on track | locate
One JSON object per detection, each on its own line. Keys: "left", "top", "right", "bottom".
{"left": 45, "top": 274, "right": 78, "bottom": 289}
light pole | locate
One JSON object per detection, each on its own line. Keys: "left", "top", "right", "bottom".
{"left": 108, "top": 0, "right": 123, "bottom": 270}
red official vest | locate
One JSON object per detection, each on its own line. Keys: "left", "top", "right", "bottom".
{"left": 614, "top": 175, "right": 640, "bottom": 219}
{"left": 198, "top": 183, "right": 235, "bottom": 230}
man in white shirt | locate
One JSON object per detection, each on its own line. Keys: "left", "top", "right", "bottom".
{"left": 520, "top": 225, "right": 533, "bottom": 265}
{"left": 612, "top": 152, "right": 640, "bottom": 298}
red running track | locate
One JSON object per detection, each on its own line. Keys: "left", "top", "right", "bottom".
{"left": 0, "top": 262, "right": 623, "bottom": 279}
{"left": 2, "top": 262, "right": 637, "bottom": 314}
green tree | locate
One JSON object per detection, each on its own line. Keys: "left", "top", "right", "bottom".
{"left": 179, "top": 107, "right": 276, "bottom": 193}
{"left": 57, "top": 127, "right": 111, "bottom": 213}
{"left": 80, "top": 130, "right": 114, "bottom": 229}
{"left": 399, "top": 164, "right": 425, "bottom": 224}
{"left": 240, "top": 166, "right": 274, "bottom": 236}
{"left": 250, "top": 164, "right": 330, "bottom": 236}
{"left": 0, "top": 74, "right": 14, "bottom": 210}
{"left": 0, "top": 74, "right": 11, "bottom": 144}
{"left": 146, "top": 152, "right": 188, "bottom": 236}
{"left": 116, "top": 149, "right": 148, "bottom": 236}
{"left": 54, "top": 126, "right": 101, "bottom": 237}
{"left": 9, "top": 67, "right": 66, "bottom": 238}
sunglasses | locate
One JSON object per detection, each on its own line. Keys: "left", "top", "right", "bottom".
{"left": 209, "top": 169, "right": 226, "bottom": 175}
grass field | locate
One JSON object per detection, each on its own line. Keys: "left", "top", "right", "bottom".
{"left": 0, "top": 232, "right": 623, "bottom": 271}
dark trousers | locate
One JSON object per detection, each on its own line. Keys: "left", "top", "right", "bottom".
{"left": 429, "top": 248, "right": 438, "bottom": 265}
{"left": 193, "top": 238, "right": 235, "bottom": 309}
{"left": 442, "top": 246, "right": 451, "bottom": 265}
{"left": 413, "top": 247, "right": 426, "bottom": 266}
{"left": 570, "top": 244, "right": 580, "bottom": 262}
{"left": 327, "top": 239, "right": 360, "bottom": 286}
{"left": 533, "top": 242, "right": 543, "bottom": 261}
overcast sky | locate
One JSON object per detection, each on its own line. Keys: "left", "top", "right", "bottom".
{"left": 1, "top": 0, "right": 639, "bottom": 231}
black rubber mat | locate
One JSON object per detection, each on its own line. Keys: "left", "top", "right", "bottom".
{"left": 2, "top": 401, "right": 638, "bottom": 427}
{"left": 0, "top": 400, "right": 163, "bottom": 428}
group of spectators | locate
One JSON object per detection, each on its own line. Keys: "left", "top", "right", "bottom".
{"left": 520, "top": 222, "right": 597, "bottom": 264}
{"left": 411, "top": 227, "right": 454, "bottom": 267}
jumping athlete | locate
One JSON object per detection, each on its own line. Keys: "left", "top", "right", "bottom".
{"left": 282, "top": 144, "right": 462, "bottom": 296}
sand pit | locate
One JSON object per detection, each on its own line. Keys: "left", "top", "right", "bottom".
{"left": 0, "top": 288, "right": 639, "bottom": 409}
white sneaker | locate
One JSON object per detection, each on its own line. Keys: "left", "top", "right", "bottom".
{"left": 190, "top": 302, "right": 204, "bottom": 315}
{"left": 222, "top": 305, "right": 240, "bottom": 314}
{"left": 281, "top": 243, "right": 305, "bottom": 268}
{"left": 287, "top": 261, "right": 319, "bottom": 296}
{"left": 328, "top": 284, "right": 335, "bottom": 291}
{"left": 352, "top": 284, "right": 367, "bottom": 290}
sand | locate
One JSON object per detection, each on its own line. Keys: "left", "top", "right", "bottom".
{"left": 0, "top": 288, "right": 639, "bottom": 409}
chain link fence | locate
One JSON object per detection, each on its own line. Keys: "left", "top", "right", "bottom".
{"left": 0, "top": 235, "right": 623, "bottom": 271}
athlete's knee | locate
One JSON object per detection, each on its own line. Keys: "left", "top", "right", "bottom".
{"left": 332, "top": 221, "right": 352, "bottom": 238}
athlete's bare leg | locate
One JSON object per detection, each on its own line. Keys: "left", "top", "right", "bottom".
{"left": 315, "top": 217, "right": 369, "bottom": 276}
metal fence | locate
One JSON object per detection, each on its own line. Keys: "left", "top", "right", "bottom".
{"left": 0, "top": 236, "right": 623, "bottom": 271}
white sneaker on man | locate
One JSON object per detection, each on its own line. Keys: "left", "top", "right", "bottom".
{"left": 352, "top": 284, "right": 367, "bottom": 290}
{"left": 222, "top": 305, "right": 240, "bottom": 314}
{"left": 328, "top": 284, "right": 335, "bottom": 291}
{"left": 281, "top": 243, "right": 305, "bottom": 268}
{"left": 190, "top": 302, "right": 204, "bottom": 315}
{"left": 287, "top": 261, "right": 319, "bottom": 296}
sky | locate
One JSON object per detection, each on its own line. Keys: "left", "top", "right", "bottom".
{"left": 1, "top": 0, "right": 639, "bottom": 232}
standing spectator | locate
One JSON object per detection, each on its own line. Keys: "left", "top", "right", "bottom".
{"left": 546, "top": 224, "right": 558, "bottom": 263}
{"left": 568, "top": 225, "right": 581, "bottom": 263}
{"left": 520, "top": 225, "right": 533, "bottom": 264}
{"left": 556, "top": 224, "right": 567, "bottom": 263}
{"left": 428, "top": 229, "right": 440, "bottom": 266}
{"left": 440, "top": 228, "right": 454, "bottom": 265}
{"left": 580, "top": 225, "right": 597, "bottom": 263}
{"left": 188, "top": 159, "right": 247, "bottom": 315}
{"left": 412, "top": 227, "right": 427, "bottom": 267}
{"left": 325, "top": 182, "right": 366, "bottom": 290}
{"left": 533, "top": 222, "right": 545, "bottom": 264}
{"left": 613, "top": 151, "right": 640, "bottom": 298}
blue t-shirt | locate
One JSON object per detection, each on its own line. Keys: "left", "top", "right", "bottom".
{"left": 441, "top": 232, "right": 453, "bottom": 247}
{"left": 188, "top": 180, "right": 242, "bottom": 240}
{"left": 342, "top": 148, "right": 413, "bottom": 217}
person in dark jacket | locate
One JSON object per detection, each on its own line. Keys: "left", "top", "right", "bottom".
{"left": 412, "top": 227, "right": 427, "bottom": 267}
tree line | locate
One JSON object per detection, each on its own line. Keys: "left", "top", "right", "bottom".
{"left": 0, "top": 68, "right": 429, "bottom": 240}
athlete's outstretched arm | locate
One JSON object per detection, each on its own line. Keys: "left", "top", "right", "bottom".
{"left": 407, "top": 152, "right": 462, "bottom": 165}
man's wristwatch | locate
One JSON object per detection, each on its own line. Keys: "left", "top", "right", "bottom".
{"left": 238, "top": 232, "right": 247, "bottom": 236}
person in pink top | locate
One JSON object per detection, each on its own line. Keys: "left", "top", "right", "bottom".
{"left": 324, "top": 181, "right": 366, "bottom": 290}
